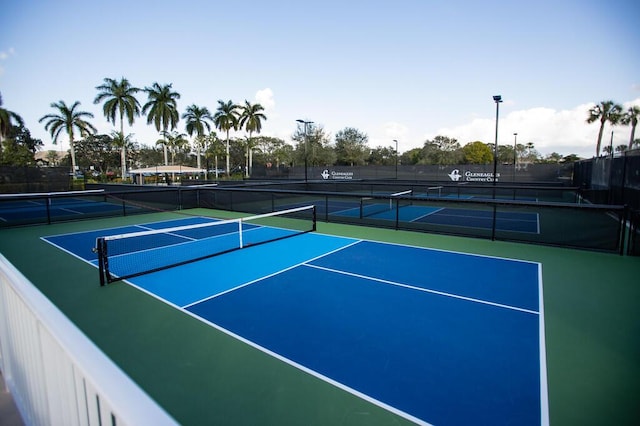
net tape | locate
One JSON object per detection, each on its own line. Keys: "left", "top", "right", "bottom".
{"left": 96, "top": 205, "right": 315, "bottom": 285}
{"left": 360, "top": 190, "right": 413, "bottom": 218}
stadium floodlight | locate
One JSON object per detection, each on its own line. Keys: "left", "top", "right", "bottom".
{"left": 492, "top": 95, "right": 503, "bottom": 186}
{"left": 296, "top": 120, "right": 313, "bottom": 182}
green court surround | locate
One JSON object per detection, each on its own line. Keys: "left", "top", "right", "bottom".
{"left": 0, "top": 208, "right": 638, "bottom": 425}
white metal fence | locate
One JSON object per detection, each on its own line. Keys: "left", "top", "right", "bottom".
{"left": 0, "top": 254, "right": 178, "bottom": 426}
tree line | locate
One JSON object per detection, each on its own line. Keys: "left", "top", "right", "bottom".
{"left": 587, "top": 100, "right": 640, "bottom": 156}
{"left": 1, "top": 86, "right": 639, "bottom": 179}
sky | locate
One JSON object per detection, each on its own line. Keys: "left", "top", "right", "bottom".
{"left": 1, "top": 0, "right": 639, "bottom": 159}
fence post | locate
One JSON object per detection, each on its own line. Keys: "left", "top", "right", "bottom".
{"left": 491, "top": 202, "right": 497, "bottom": 241}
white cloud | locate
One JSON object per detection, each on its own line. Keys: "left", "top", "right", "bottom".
{"left": 427, "top": 100, "right": 640, "bottom": 158}
{"left": 364, "top": 122, "right": 409, "bottom": 149}
{"left": 0, "top": 47, "right": 15, "bottom": 61}
{"left": 0, "top": 47, "right": 15, "bottom": 76}
{"left": 382, "top": 121, "right": 408, "bottom": 140}
{"left": 255, "top": 88, "right": 275, "bottom": 112}
{"left": 623, "top": 98, "right": 640, "bottom": 109}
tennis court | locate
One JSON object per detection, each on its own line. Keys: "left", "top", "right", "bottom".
{"left": 0, "top": 190, "right": 138, "bottom": 224}
{"left": 41, "top": 208, "right": 548, "bottom": 425}
{"left": 281, "top": 192, "right": 540, "bottom": 234}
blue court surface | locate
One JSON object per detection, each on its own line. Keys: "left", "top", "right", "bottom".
{"left": 43, "top": 217, "right": 548, "bottom": 425}
{"left": 322, "top": 201, "right": 540, "bottom": 233}
{"left": 0, "top": 196, "right": 133, "bottom": 222}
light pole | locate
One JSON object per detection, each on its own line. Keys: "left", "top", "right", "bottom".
{"left": 296, "top": 119, "right": 313, "bottom": 182}
{"left": 492, "top": 95, "right": 502, "bottom": 192}
{"left": 393, "top": 139, "right": 398, "bottom": 179}
{"left": 492, "top": 95, "right": 502, "bottom": 241}
{"left": 513, "top": 132, "right": 518, "bottom": 182}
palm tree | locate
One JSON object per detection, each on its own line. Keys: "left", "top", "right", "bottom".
{"left": 39, "top": 100, "right": 96, "bottom": 173}
{"left": 238, "top": 100, "right": 267, "bottom": 177}
{"left": 110, "top": 131, "right": 135, "bottom": 175}
{"left": 142, "top": 83, "right": 180, "bottom": 165}
{"left": 621, "top": 105, "right": 640, "bottom": 150}
{"left": 213, "top": 100, "right": 239, "bottom": 176}
{"left": 94, "top": 77, "right": 141, "bottom": 180}
{"left": 155, "top": 137, "right": 168, "bottom": 160}
{"left": 162, "top": 131, "right": 189, "bottom": 165}
{"left": 182, "top": 104, "right": 213, "bottom": 170}
{"left": 0, "top": 93, "right": 25, "bottom": 161}
{"left": 586, "top": 100, "right": 623, "bottom": 156}
{"left": 204, "top": 132, "right": 224, "bottom": 178}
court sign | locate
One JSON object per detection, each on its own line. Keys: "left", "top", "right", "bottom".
{"left": 449, "top": 169, "right": 501, "bottom": 182}
{"left": 321, "top": 169, "right": 355, "bottom": 180}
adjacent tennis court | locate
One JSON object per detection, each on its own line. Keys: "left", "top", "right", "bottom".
{"left": 0, "top": 189, "right": 137, "bottom": 224}
{"left": 42, "top": 209, "right": 548, "bottom": 425}
{"left": 282, "top": 192, "right": 540, "bottom": 233}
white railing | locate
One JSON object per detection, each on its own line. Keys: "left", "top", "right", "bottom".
{"left": 0, "top": 254, "right": 178, "bottom": 426}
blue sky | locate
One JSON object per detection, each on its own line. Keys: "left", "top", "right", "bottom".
{"left": 1, "top": 0, "right": 639, "bottom": 158}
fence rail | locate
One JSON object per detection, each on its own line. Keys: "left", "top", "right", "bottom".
{"left": 0, "top": 184, "right": 634, "bottom": 255}
{"left": 0, "top": 254, "right": 177, "bottom": 426}
{"left": 197, "top": 186, "right": 628, "bottom": 255}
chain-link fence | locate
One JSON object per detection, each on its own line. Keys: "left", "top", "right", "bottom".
{"left": 574, "top": 149, "right": 640, "bottom": 210}
{"left": 0, "top": 166, "right": 73, "bottom": 193}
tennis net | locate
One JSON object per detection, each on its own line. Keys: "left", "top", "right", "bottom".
{"left": 360, "top": 190, "right": 413, "bottom": 218}
{"left": 96, "top": 205, "right": 316, "bottom": 285}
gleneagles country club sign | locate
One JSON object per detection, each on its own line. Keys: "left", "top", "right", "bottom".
{"left": 321, "top": 169, "right": 354, "bottom": 180}
{"left": 447, "top": 169, "right": 500, "bottom": 182}
{"left": 316, "top": 168, "right": 499, "bottom": 182}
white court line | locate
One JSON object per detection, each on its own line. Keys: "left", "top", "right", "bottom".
{"left": 538, "top": 262, "right": 550, "bottom": 425}
{"left": 182, "top": 239, "right": 362, "bottom": 309}
{"left": 410, "top": 209, "right": 540, "bottom": 234}
{"left": 304, "top": 263, "right": 539, "bottom": 315}
{"left": 410, "top": 207, "right": 445, "bottom": 222}
{"left": 135, "top": 224, "right": 199, "bottom": 242}
{"left": 39, "top": 236, "right": 97, "bottom": 265}
{"left": 104, "top": 227, "right": 243, "bottom": 262}
{"left": 179, "top": 308, "right": 431, "bottom": 426}
{"left": 59, "top": 207, "right": 84, "bottom": 214}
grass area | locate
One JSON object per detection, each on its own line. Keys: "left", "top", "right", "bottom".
{"left": 0, "top": 208, "right": 638, "bottom": 425}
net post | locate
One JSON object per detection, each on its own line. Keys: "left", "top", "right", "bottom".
{"left": 324, "top": 197, "right": 329, "bottom": 222}
{"left": 491, "top": 202, "right": 497, "bottom": 241}
{"left": 46, "top": 196, "right": 52, "bottom": 225}
{"left": 93, "top": 205, "right": 315, "bottom": 282}
{"left": 312, "top": 205, "right": 317, "bottom": 231}
{"left": 619, "top": 205, "right": 628, "bottom": 256}
{"left": 395, "top": 195, "right": 402, "bottom": 230}
{"left": 96, "top": 238, "right": 107, "bottom": 286}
